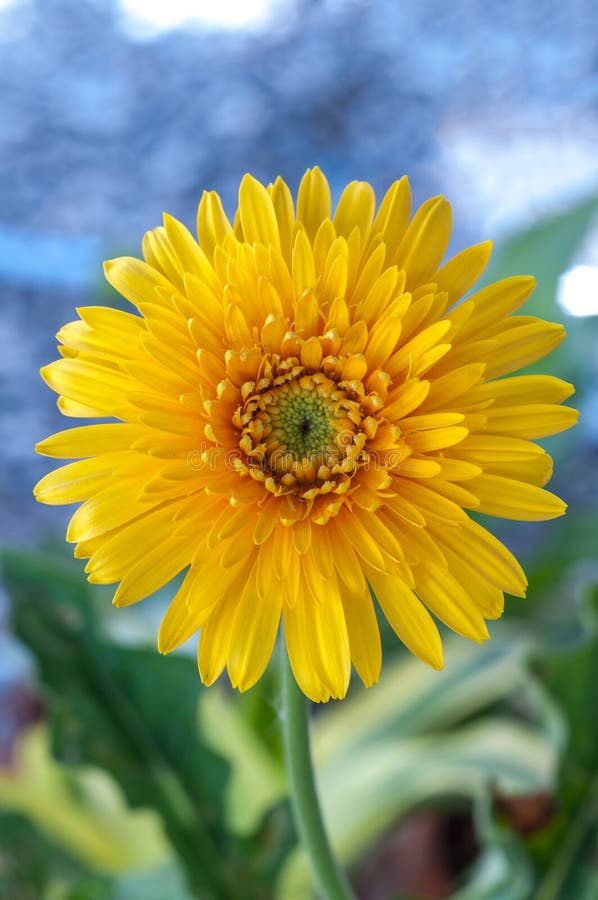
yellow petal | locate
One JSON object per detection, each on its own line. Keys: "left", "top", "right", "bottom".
{"left": 272, "top": 525, "right": 294, "bottom": 579}
{"left": 333, "top": 512, "right": 388, "bottom": 572}
{"left": 292, "top": 229, "right": 317, "bottom": 296}
{"left": 431, "top": 517, "right": 527, "bottom": 597}
{"left": 238, "top": 174, "right": 280, "bottom": 249}
{"left": 57, "top": 396, "right": 106, "bottom": 418}
{"left": 300, "top": 335, "right": 323, "bottom": 369}
{"left": 459, "top": 276, "right": 536, "bottom": 340}
{"left": 198, "top": 594, "right": 236, "bottom": 686}
{"left": 341, "top": 353, "right": 368, "bottom": 380}
{"left": 333, "top": 542, "right": 368, "bottom": 594}
{"left": 421, "top": 476, "right": 480, "bottom": 510}
{"left": 36, "top": 424, "right": 146, "bottom": 459}
{"left": 477, "top": 451, "right": 553, "bottom": 486}
{"left": 128, "top": 392, "right": 198, "bottom": 437}
{"left": 294, "top": 289, "right": 320, "bottom": 337}
{"left": 34, "top": 456, "right": 120, "bottom": 504}
{"left": 394, "top": 478, "right": 468, "bottom": 524}
{"left": 113, "top": 538, "right": 191, "bottom": 607}
{"left": 478, "top": 403, "right": 578, "bottom": 439}
{"left": 401, "top": 411, "right": 465, "bottom": 431}
{"left": 435, "top": 240, "right": 493, "bottom": 306}
{"left": 293, "top": 516, "right": 312, "bottom": 554}
{"left": 103, "top": 256, "right": 177, "bottom": 309}
{"left": 268, "top": 176, "right": 295, "bottom": 263}
{"left": 251, "top": 498, "right": 280, "bottom": 545}
{"left": 163, "top": 213, "right": 205, "bottom": 278}
{"left": 413, "top": 563, "right": 490, "bottom": 642}
{"left": 312, "top": 217, "right": 336, "bottom": 274}
{"left": 224, "top": 301, "right": 252, "bottom": 348}
{"left": 437, "top": 548, "right": 505, "bottom": 619}
{"left": 60, "top": 307, "right": 145, "bottom": 357}
{"left": 387, "top": 319, "right": 452, "bottom": 378}
{"left": 196, "top": 190, "right": 235, "bottom": 258}
{"left": 158, "top": 566, "right": 219, "bottom": 653}
{"left": 41, "top": 359, "right": 133, "bottom": 414}
{"left": 283, "top": 601, "right": 328, "bottom": 703}
{"left": 432, "top": 458, "right": 482, "bottom": 481}
{"left": 143, "top": 226, "right": 184, "bottom": 287}
{"left": 207, "top": 504, "right": 252, "bottom": 548}
{"left": 309, "top": 525, "right": 334, "bottom": 578}
{"left": 295, "top": 580, "right": 351, "bottom": 700}
{"left": 380, "top": 512, "right": 445, "bottom": 568}
{"left": 297, "top": 167, "right": 331, "bottom": 243}
{"left": 373, "top": 177, "right": 411, "bottom": 261}
{"left": 325, "top": 296, "right": 350, "bottom": 333}
{"left": 384, "top": 379, "right": 430, "bottom": 421}
{"left": 351, "top": 242, "right": 386, "bottom": 304}
{"left": 482, "top": 321, "right": 565, "bottom": 380}
{"left": 394, "top": 196, "right": 452, "bottom": 289}
{"left": 468, "top": 374, "right": 575, "bottom": 406}
{"left": 358, "top": 266, "right": 402, "bottom": 327}
{"left": 396, "top": 457, "right": 442, "bottom": 478}
{"left": 449, "top": 433, "right": 547, "bottom": 463}
{"left": 68, "top": 482, "right": 163, "bottom": 544}
{"left": 219, "top": 521, "right": 256, "bottom": 567}
{"left": 420, "top": 363, "right": 486, "bottom": 409}
{"left": 227, "top": 568, "right": 281, "bottom": 691}
{"left": 319, "top": 243, "right": 349, "bottom": 305}
{"left": 369, "top": 571, "right": 443, "bottom": 668}
{"left": 342, "top": 586, "right": 382, "bottom": 687}
{"left": 466, "top": 474, "right": 567, "bottom": 520}
{"left": 407, "top": 425, "right": 468, "bottom": 453}
{"left": 333, "top": 181, "right": 376, "bottom": 241}
{"left": 365, "top": 315, "right": 402, "bottom": 368}
{"left": 84, "top": 499, "right": 182, "bottom": 582}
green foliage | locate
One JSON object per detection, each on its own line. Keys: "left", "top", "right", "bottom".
{"left": 481, "top": 195, "right": 598, "bottom": 384}
{"left": 275, "top": 629, "right": 561, "bottom": 899}
{"left": 482, "top": 196, "right": 598, "bottom": 321}
{"left": 0, "top": 811, "right": 112, "bottom": 900}
{"left": 1, "top": 548, "right": 291, "bottom": 900}
{"left": 0, "top": 809, "right": 198, "bottom": 900}
{"left": 529, "top": 584, "right": 598, "bottom": 900}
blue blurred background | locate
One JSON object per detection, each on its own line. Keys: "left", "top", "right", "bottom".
{"left": 1, "top": 2, "right": 597, "bottom": 898}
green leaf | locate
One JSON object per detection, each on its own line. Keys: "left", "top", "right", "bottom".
{"left": 482, "top": 196, "right": 598, "bottom": 395}
{"left": 315, "top": 628, "right": 533, "bottom": 760}
{"left": 453, "top": 831, "right": 533, "bottom": 900}
{"left": 276, "top": 631, "right": 559, "bottom": 899}
{"left": 0, "top": 811, "right": 113, "bottom": 900}
{"left": 1, "top": 548, "right": 260, "bottom": 900}
{"left": 483, "top": 196, "right": 598, "bottom": 322}
{"left": 529, "top": 609, "right": 598, "bottom": 900}
{"left": 0, "top": 726, "right": 169, "bottom": 872}
{"left": 113, "top": 863, "right": 195, "bottom": 900}
{"left": 199, "top": 686, "right": 286, "bottom": 835}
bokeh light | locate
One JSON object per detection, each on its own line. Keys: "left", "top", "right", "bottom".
{"left": 557, "top": 264, "right": 598, "bottom": 318}
{"left": 119, "top": 0, "right": 278, "bottom": 32}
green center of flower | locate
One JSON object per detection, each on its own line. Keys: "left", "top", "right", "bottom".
{"left": 232, "top": 360, "right": 373, "bottom": 499}
{"left": 270, "top": 390, "right": 334, "bottom": 458}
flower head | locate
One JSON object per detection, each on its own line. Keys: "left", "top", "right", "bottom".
{"left": 35, "top": 169, "right": 577, "bottom": 701}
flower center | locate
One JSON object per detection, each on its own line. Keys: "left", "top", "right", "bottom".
{"left": 269, "top": 385, "right": 335, "bottom": 458}
{"left": 231, "top": 355, "right": 372, "bottom": 499}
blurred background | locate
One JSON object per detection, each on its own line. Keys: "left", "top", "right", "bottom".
{"left": 1, "top": 1, "right": 597, "bottom": 898}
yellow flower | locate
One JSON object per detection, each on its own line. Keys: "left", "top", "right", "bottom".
{"left": 35, "top": 169, "right": 577, "bottom": 702}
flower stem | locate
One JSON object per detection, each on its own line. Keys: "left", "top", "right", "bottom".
{"left": 281, "top": 648, "right": 357, "bottom": 900}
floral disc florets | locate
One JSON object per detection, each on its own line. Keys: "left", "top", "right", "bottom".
{"left": 231, "top": 352, "right": 382, "bottom": 500}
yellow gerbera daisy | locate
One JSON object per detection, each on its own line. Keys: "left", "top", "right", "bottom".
{"left": 35, "top": 169, "right": 577, "bottom": 702}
